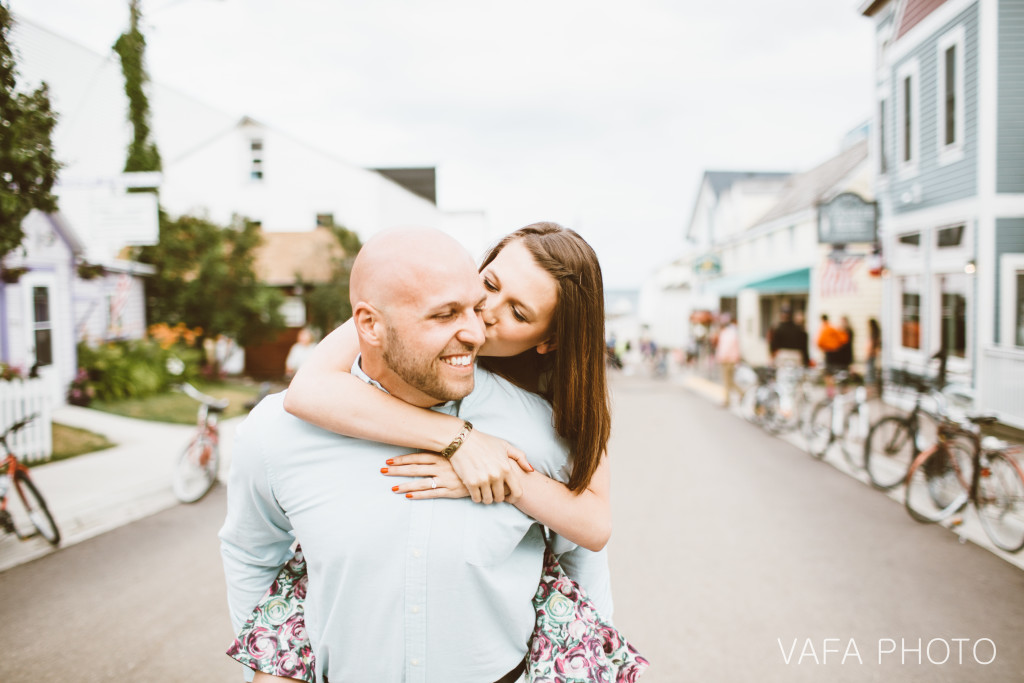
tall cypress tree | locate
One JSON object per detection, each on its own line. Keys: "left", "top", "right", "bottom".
{"left": 0, "top": 1, "right": 60, "bottom": 261}
{"left": 113, "top": 0, "right": 161, "bottom": 173}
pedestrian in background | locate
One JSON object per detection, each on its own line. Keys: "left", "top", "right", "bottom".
{"left": 769, "top": 307, "right": 809, "bottom": 367}
{"left": 835, "top": 315, "right": 854, "bottom": 372}
{"left": 816, "top": 314, "right": 849, "bottom": 373}
{"left": 715, "top": 313, "right": 741, "bottom": 408}
{"left": 866, "top": 317, "right": 882, "bottom": 394}
{"left": 284, "top": 327, "right": 316, "bottom": 379}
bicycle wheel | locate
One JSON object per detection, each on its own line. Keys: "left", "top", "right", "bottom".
{"left": 172, "top": 435, "right": 219, "bottom": 503}
{"left": 11, "top": 470, "right": 60, "bottom": 546}
{"left": 905, "top": 445, "right": 970, "bottom": 523}
{"left": 804, "top": 399, "right": 833, "bottom": 459}
{"left": 760, "top": 388, "right": 785, "bottom": 434}
{"left": 976, "top": 451, "right": 1024, "bottom": 553}
{"left": 864, "top": 416, "right": 915, "bottom": 490}
{"left": 837, "top": 407, "right": 864, "bottom": 470}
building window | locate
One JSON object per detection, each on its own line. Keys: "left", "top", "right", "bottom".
{"left": 939, "top": 274, "right": 967, "bottom": 359}
{"left": 936, "top": 225, "right": 964, "bottom": 248}
{"left": 1017, "top": 272, "right": 1024, "bottom": 347}
{"left": 937, "top": 25, "right": 965, "bottom": 164}
{"left": 250, "top": 138, "right": 264, "bottom": 181}
{"left": 999, "top": 254, "right": 1024, "bottom": 347}
{"left": 32, "top": 286, "right": 53, "bottom": 367}
{"left": 898, "top": 232, "right": 921, "bottom": 247}
{"left": 900, "top": 277, "right": 921, "bottom": 350}
{"left": 878, "top": 98, "right": 888, "bottom": 175}
{"left": 896, "top": 59, "right": 919, "bottom": 175}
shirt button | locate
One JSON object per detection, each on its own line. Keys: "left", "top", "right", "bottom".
{"left": 412, "top": 549, "right": 422, "bottom": 558}
{"left": 411, "top": 659, "right": 420, "bottom": 666}
{"left": 411, "top": 606, "right": 420, "bottom": 614}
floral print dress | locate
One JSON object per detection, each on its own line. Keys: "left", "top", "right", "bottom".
{"left": 228, "top": 543, "right": 649, "bottom": 683}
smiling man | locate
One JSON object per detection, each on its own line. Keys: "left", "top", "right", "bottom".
{"left": 220, "top": 228, "right": 601, "bottom": 683}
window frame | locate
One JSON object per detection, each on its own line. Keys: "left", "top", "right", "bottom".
{"left": 1000, "top": 253, "right": 1024, "bottom": 348}
{"left": 936, "top": 25, "right": 966, "bottom": 166}
{"left": 896, "top": 58, "right": 920, "bottom": 179}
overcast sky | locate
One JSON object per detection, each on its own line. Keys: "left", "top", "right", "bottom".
{"left": 9, "top": 0, "right": 875, "bottom": 289}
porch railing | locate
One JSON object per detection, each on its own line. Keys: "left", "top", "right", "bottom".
{"left": 0, "top": 378, "right": 53, "bottom": 463}
{"left": 978, "top": 346, "right": 1024, "bottom": 430}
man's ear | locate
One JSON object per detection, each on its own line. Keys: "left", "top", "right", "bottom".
{"left": 352, "top": 303, "right": 385, "bottom": 347}
{"left": 535, "top": 337, "right": 557, "bottom": 355}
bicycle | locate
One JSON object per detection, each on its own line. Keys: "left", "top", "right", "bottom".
{"left": 803, "top": 371, "right": 868, "bottom": 466}
{"left": 904, "top": 414, "right": 1024, "bottom": 553}
{"left": 862, "top": 369, "right": 948, "bottom": 490}
{"left": 171, "top": 383, "right": 229, "bottom": 504}
{"left": 0, "top": 414, "right": 60, "bottom": 546}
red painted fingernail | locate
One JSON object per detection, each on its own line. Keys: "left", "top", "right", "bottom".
{"left": 392, "top": 485, "right": 399, "bottom": 492}
{"left": 405, "top": 493, "right": 413, "bottom": 498}
{"left": 386, "top": 458, "right": 394, "bottom": 465}
{"left": 380, "top": 467, "right": 388, "bottom": 474}
{"left": 529, "top": 465, "right": 535, "bottom": 472}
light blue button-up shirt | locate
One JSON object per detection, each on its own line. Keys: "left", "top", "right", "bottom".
{"left": 220, "top": 362, "right": 612, "bottom": 683}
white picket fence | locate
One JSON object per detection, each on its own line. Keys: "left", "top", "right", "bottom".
{"left": 0, "top": 379, "right": 53, "bottom": 463}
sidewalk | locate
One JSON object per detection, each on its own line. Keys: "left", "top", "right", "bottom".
{"left": 0, "top": 405, "right": 243, "bottom": 573}
{"left": 674, "top": 370, "right": 1024, "bottom": 573}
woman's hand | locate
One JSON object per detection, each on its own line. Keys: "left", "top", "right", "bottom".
{"left": 446, "top": 430, "right": 533, "bottom": 504}
{"left": 382, "top": 453, "right": 524, "bottom": 503}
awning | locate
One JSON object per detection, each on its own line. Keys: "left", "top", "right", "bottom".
{"left": 702, "top": 266, "right": 810, "bottom": 297}
{"left": 744, "top": 267, "right": 810, "bottom": 294}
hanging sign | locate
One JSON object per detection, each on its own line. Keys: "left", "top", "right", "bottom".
{"left": 817, "top": 192, "right": 878, "bottom": 245}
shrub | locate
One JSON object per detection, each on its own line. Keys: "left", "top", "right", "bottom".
{"left": 75, "top": 336, "right": 202, "bottom": 402}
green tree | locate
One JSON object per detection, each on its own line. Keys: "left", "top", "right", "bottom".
{"left": 303, "top": 224, "right": 362, "bottom": 334}
{"left": 137, "top": 213, "right": 285, "bottom": 356}
{"left": 0, "top": 2, "right": 60, "bottom": 261}
{"left": 113, "top": 0, "right": 160, "bottom": 173}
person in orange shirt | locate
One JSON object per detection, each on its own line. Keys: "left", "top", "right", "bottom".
{"left": 816, "top": 314, "right": 849, "bottom": 373}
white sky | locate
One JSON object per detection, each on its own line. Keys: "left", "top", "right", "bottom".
{"left": 8, "top": 0, "right": 875, "bottom": 289}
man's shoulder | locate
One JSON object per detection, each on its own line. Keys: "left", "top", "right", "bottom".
{"left": 237, "top": 391, "right": 341, "bottom": 449}
{"left": 468, "top": 366, "right": 551, "bottom": 416}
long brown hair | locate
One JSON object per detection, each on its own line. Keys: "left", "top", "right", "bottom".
{"left": 479, "top": 223, "right": 610, "bottom": 493}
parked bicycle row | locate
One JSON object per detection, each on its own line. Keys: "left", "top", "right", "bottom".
{"left": 729, "top": 362, "right": 1024, "bottom": 554}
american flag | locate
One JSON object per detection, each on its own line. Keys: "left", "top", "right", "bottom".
{"left": 820, "top": 256, "right": 862, "bottom": 298}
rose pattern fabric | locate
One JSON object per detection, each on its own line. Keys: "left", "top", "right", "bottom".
{"left": 229, "top": 543, "right": 649, "bottom": 683}
{"left": 528, "top": 545, "right": 650, "bottom": 682}
{"left": 226, "top": 546, "right": 318, "bottom": 683}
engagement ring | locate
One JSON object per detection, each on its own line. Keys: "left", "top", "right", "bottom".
{"left": 430, "top": 477, "right": 438, "bottom": 489}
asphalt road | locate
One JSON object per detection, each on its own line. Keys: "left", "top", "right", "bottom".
{"left": 2, "top": 373, "right": 1023, "bottom": 682}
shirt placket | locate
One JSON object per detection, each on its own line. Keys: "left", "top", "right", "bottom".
{"left": 404, "top": 496, "right": 432, "bottom": 682}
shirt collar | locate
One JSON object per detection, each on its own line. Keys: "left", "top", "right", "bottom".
{"left": 352, "top": 354, "right": 462, "bottom": 414}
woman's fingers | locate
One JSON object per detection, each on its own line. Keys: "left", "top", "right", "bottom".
{"left": 505, "top": 445, "right": 534, "bottom": 473}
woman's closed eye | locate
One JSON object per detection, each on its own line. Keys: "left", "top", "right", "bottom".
{"left": 510, "top": 306, "right": 527, "bottom": 323}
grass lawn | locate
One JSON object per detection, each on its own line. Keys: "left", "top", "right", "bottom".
{"left": 48, "top": 422, "right": 116, "bottom": 464}
{"left": 88, "top": 378, "right": 279, "bottom": 424}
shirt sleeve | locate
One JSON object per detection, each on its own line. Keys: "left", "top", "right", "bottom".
{"left": 218, "top": 416, "right": 296, "bottom": 634}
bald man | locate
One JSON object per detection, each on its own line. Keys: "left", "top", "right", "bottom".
{"left": 220, "top": 229, "right": 606, "bottom": 683}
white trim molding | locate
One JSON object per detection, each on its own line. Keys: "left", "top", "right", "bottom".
{"left": 896, "top": 58, "right": 920, "bottom": 179}
{"left": 1000, "top": 253, "right": 1024, "bottom": 348}
{"left": 936, "top": 24, "right": 966, "bottom": 167}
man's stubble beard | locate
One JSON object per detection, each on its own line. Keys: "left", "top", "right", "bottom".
{"left": 383, "top": 326, "right": 474, "bottom": 402}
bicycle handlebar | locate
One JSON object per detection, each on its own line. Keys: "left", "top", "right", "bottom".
{"left": 0, "top": 413, "right": 38, "bottom": 442}
{"left": 175, "top": 383, "right": 230, "bottom": 411}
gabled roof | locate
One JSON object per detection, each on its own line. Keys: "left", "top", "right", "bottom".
{"left": 895, "top": 0, "right": 947, "bottom": 40}
{"left": 373, "top": 167, "right": 437, "bottom": 205}
{"left": 704, "top": 170, "right": 791, "bottom": 196}
{"left": 754, "top": 139, "right": 869, "bottom": 227}
{"left": 253, "top": 227, "right": 347, "bottom": 286}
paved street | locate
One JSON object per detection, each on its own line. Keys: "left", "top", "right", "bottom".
{"left": 2, "top": 373, "right": 1023, "bottom": 682}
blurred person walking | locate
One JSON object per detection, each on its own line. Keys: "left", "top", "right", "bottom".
{"left": 769, "top": 307, "right": 809, "bottom": 367}
{"left": 866, "top": 317, "right": 882, "bottom": 394}
{"left": 715, "top": 313, "right": 741, "bottom": 408}
{"left": 816, "top": 314, "right": 849, "bottom": 373}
